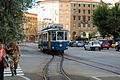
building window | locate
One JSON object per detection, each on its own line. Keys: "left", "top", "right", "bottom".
{"left": 73, "top": 24, "right": 75, "bottom": 27}
{"left": 79, "top": 4, "right": 81, "bottom": 7}
{"left": 78, "top": 9, "right": 81, "bottom": 13}
{"left": 66, "top": 24, "right": 69, "bottom": 29}
{"left": 88, "top": 16, "right": 90, "bottom": 21}
{"left": 93, "top": 5, "right": 95, "bottom": 8}
{"left": 60, "top": 4, "right": 63, "bottom": 7}
{"left": 55, "top": 17, "right": 56, "bottom": 21}
{"left": 73, "top": 9, "right": 76, "bottom": 14}
{"left": 86, "top": 24, "right": 88, "bottom": 28}
{"left": 78, "top": 16, "right": 81, "bottom": 20}
{"left": 40, "top": 24, "right": 42, "bottom": 29}
{"left": 88, "top": 24, "right": 90, "bottom": 27}
{"left": 88, "top": 4, "right": 90, "bottom": 7}
{"left": 83, "top": 9, "right": 85, "bottom": 14}
{"left": 66, "top": 9, "right": 69, "bottom": 14}
{"left": 60, "top": 16, "right": 63, "bottom": 22}
{"left": 74, "top": 4, "right": 76, "bottom": 7}
{"left": 88, "top": 10, "right": 90, "bottom": 14}
{"left": 66, "top": 4, "right": 69, "bottom": 7}
{"left": 78, "top": 23, "right": 81, "bottom": 27}
{"left": 83, "top": 24, "right": 86, "bottom": 27}
{"left": 83, "top": 16, "right": 86, "bottom": 22}
{"left": 66, "top": 16, "right": 69, "bottom": 22}
{"left": 60, "top": 9, "right": 63, "bottom": 14}
{"left": 73, "top": 16, "right": 76, "bottom": 20}
{"left": 83, "top": 4, "right": 85, "bottom": 7}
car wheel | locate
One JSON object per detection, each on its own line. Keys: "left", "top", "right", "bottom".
{"left": 90, "top": 48, "right": 93, "bottom": 51}
{"left": 116, "top": 47, "right": 119, "bottom": 51}
{"left": 84, "top": 47, "right": 87, "bottom": 50}
{"left": 107, "top": 47, "right": 109, "bottom": 50}
{"left": 98, "top": 47, "right": 101, "bottom": 51}
{"left": 101, "top": 47, "right": 103, "bottom": 49}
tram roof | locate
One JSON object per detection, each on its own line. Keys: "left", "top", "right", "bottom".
{"left": 41, "top": 28, "right": 68, "bottom": 32}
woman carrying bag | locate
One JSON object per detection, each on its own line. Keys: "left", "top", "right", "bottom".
{"left": 0, "top": 44, "right": 7, "bottom": 80}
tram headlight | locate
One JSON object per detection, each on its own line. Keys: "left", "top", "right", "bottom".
{"left": 59, "top": 44, "right": 62, "bottom": 47}
{"left": 52, "top": 47, "right": 54, "bottom": 49}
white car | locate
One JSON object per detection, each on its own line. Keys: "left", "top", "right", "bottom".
{"left": 84, "top": 41, "right": 101, "bottom": 51}
{"left": 77, "top": 41, "right": 84, "bottom": 47}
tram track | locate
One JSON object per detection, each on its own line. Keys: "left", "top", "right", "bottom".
{"left": 42, "top": 54, "right": 71, "bottom": 80}
{"left": 43, "top": 55, "right": 54, "bottom": 80}
{"left": 60, "top": 55, "right": 72, "bottom": 80}
{"left": 64, "top": 54, "right": 120, "bottom": 75}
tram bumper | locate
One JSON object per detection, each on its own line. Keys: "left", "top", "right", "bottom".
{"left": 51, "top": 41, "right": 68, "bottom": 51}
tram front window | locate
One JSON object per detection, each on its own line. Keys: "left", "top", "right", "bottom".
{"left": 57, "top": 32, "right": 64, "bottom": 40}
{"left": 52, "top": 32, "right": 56, "bottom": 40}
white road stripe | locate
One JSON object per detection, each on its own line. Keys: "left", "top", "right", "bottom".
{"left": 4, "top": 65, "right": 24, "bottom": 77}
{"left": 91, "top": 76, "right": 102, "bottom": 80}
{"left": 4, "top": 71, "right": 23, "bottom": 74}
{"left": 19, "top": 75, "right": 31, "bottom": 80}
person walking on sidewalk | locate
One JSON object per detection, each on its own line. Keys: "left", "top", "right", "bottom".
{"left": 0, "top": 44, "right": 6, "bottom": 80}
{"left": 7, "top": 42, "right": 20, "bottom": 76}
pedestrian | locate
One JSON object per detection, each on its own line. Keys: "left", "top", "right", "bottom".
{"left": 0, "top": 44, "right": 6, "bottom": 80}
{"left": 7, "top": 42, "right": 20, "bottom": 76}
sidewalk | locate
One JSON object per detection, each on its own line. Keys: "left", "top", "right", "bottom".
{"left": 19, "top": 42, "right": 38, "bottom": 49}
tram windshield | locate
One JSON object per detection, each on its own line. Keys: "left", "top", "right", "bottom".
{"left": 51, "top": 31, "right": 67, "bottom": 41}
{"left": 57, "top": 32, "right": 64, "bottom": 40}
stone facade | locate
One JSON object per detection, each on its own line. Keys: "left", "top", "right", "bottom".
{"left": 37, "top": 0, "right": 98, "bottom": 40}
{"left": 23, "top": 12, "right": 38, "bottom": 42}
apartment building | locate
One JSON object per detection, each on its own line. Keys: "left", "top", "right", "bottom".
{"left": 23, "top": 12, "right": 38, "bottom": 42}
{"left": 37, "top": 0, "right": 98, "bottom": 40}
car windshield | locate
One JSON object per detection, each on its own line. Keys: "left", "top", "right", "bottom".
{"left": 103, "top": 42, "right": 109, "bottom": 44}
{"left": 93, "top": 42, "right": 99, "bottom": 45}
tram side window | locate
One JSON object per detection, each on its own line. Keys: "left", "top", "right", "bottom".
{"left": 57, "top": 32, "right": 64, "bottom": 40}
{"left": 52, "top": 32, "right": 56, "bottom": 40}
{"left": 43, "top": 33, "right": 47, "bottom": 41}
{"left": 65, "top": 32, "right": 67, "bottom": 40}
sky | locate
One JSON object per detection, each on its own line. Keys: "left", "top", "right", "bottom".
{"left": 27, "top": 0, "right": 119, "bottom": 14}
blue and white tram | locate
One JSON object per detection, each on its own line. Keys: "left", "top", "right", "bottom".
{"left": 38, "top": 24, "right": 69, "bottom": 53}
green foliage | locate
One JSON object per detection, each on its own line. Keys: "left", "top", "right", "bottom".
{"left": 107, "top": 4, "right": 120, "bottom": 40}
{"left": 93, "top": 4, "right": 120, "bottom": 41}
{"left": 0, "top": 0, "right": 33, "bottom": 45}
{"left": 92, "top": 5, "right": 109, "bottom": 38}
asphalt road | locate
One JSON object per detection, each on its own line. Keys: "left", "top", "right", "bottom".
{"left": 4, "top": 43, "right": 120, "bottom": 80}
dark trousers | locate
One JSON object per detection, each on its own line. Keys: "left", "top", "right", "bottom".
{"left": 0, "top": 62, "right": 4, "bottom": 80}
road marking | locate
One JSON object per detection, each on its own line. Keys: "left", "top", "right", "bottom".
{"left": 19, "top": 75, "right": 31, "bottom": 80}
{"left": 4, "top": 65, "right": 24, "bottom": 77}
{"left": 91, "top": 76, "right": 102, "bottom": 80}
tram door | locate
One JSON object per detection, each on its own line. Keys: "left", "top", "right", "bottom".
{"left": 48, "top": 32, "right": 51, "bottom": 49}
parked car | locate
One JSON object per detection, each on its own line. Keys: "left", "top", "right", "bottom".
{"left": 84, "top": 41, "right": 101, "bottom": 51}
{"left": 100, "top": 41, "right": 110, "bottom": 49}
{"left": 69, "top": 41, "right": 77, "bottom": 47}
{"left": 111, "top": 42, "right": 119, "bottom": 48}
{"left": 77, "top": 41, "right": 84, "bottom": 47}
{"left": 116, "top": 43, "right": 120, "bottom": 51}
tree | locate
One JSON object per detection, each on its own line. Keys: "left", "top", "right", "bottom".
{"left": 93, "top": 2, "right": 120, "bottom": 41}
{"left": 0, "top": 0, "right": 33, "bottom": 45}
{"left": 92, "top": 5, "right": 109, "bottom": 38}
{"left": 107, "top": 4, "right": 120, "bottom": 41}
